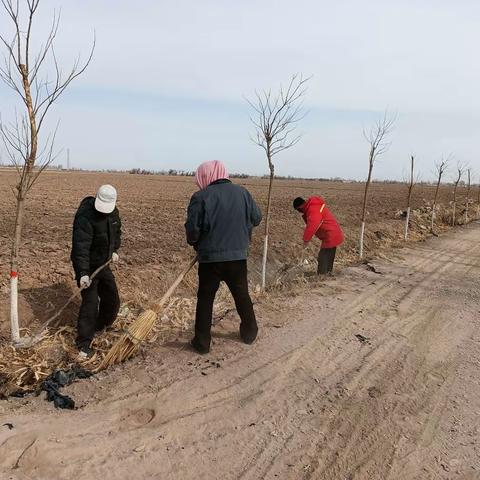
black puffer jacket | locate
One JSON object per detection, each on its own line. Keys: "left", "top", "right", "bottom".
{"left": 71, "top": 197, "right": 121, "bottom": 279}
{"left": 185, "top": 179, "right": 262, "bottom": 263}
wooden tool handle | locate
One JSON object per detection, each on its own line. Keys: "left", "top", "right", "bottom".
{"left": 151, "top": 257, "right": 197, "bottom": 314}
{"left": 26, "top": 259, "right": 113, "bottom": 347}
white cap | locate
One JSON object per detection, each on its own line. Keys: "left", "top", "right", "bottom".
{"left": 95, "top": 184, "right": 117, "bottom": 214}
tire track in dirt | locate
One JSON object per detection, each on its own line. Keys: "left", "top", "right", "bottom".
{"left": 231, "top": 228, "right": 480, "bottom": 479}
{"left": 300, "top": 228, "right": 480, "bottom": 480}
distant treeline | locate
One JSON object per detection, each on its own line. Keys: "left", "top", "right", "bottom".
{"left": 0, "top": 163, "right": 464, "bottom": 186}
{"left": 128, "top": 168, "right": 195, "bottom": 176}
{"left": 116, "top": 169, "right": 452, "bottom": 185}
{"left": 126, "top": 168, "right": 351, "bottom": 182}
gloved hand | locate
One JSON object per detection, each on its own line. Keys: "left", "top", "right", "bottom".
{"left": 80, "top": 275, "right": 91, "bottom": 288}
{"left": 112, "top": 252, "right": 119, "bottom": 263}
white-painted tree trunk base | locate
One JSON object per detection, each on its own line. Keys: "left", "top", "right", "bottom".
{"left": 431, "top": 207, "right": 435, "bottom": 231}
{"left": 10, "top": 275, "right": 20, "bottom": 344}
{"left": 452, "top": 203, "right": 456, "bottom": 227}
{"left": 261, "top": 235, "right": 269, "bottom": 289}
{"left": 404, "top": 207, "right": 410, "bottom": 240}
{"left": 359, "top": 221, "right": 365, "bottom": 259}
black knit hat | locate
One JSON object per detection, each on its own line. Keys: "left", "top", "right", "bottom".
{"left": 293, "top": 197, "right": 305, "bottom": 210}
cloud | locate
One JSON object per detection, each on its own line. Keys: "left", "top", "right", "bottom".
{"left": 0, "top": 0, "right": 479, "bottom": 178}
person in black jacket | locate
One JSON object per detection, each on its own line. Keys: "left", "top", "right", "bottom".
{"left": 71, "top": 184, "right": 121, "bottom": 358}
{"left": 185, "top": 160, "right": 262, "bottom": 354}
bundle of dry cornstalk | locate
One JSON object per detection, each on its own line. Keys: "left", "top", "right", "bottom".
{"left": 0, "top": 258, "right": 198, "bottom": 396}
{"left": 97, "top": 257, "right": 197, "bottom": 370}
{"left": 0, "top": 326, "right": 77, "bottom": 397}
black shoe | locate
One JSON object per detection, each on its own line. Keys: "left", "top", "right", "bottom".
{"left": 240, "top": 326, "right": 258, "bottom": 345}
{"left": 190, "top": 338, "right": 210, "bottom": 354}
{"left": 77, "top": 346, "right": 95, "bottom": 361}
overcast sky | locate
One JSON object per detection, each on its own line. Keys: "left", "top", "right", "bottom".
{"left": 1, "top": 0, "right": 479, "bottom": 180}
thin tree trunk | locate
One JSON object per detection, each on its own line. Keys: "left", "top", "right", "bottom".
{"left": 465, "top": 170, "right": 471, "bottom": 224}
{"left": 359, "top": 221, "right": 366, "bottom": 258}
{"left": 404, "top": 207, "right": 411, "bottom": 240}
{"left": 452, "top": 184, "right": 458, "bottom": 226}
{"left": 9, "top": 64, "right": 38, "bottom": 343}
{"left": 359, "top": 158, "right": 373, "bottom": 259}
{"left": 10, "top": 274, "right": 19, "bottom": 342}
{"left": 431, "top": 177, "right": 441, "bottom": 232}
{"left": 404, "top": 155, "right": 414, "bottom": 241}
{"left": 10, "top": 188, "right": 26, "bottom": 343}
{"left": 261, "top": 236, "right": 269, "bottom": 289}
{"left": 261, "top": 149, "right": 274, "bottom": 289}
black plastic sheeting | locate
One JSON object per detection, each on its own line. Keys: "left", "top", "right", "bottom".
{"left": 41, "top": 366, "right": 92, "bottom": 409}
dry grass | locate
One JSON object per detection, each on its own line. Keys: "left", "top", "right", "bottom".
{"left": 0, "top": 295, "right": 198, "bottom": 396}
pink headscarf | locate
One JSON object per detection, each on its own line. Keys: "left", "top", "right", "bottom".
{"left": 195, "top": 160, "right": 229, "bottom": 190}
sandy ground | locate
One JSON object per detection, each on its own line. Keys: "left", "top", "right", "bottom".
{"left": 1, "top": 224, "right": 479, "bottom": 479}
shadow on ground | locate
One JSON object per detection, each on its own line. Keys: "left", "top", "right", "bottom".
{"left": 21, "top": 282, "right": 79, "bottom": 328}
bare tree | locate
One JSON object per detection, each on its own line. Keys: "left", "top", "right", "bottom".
{"left": 247, "top": 74, "right": 309, "bottom": 289}
{"left": 359, "top": 111, "right": 396, "bottom": 258}
{"left": 0, "top": 0, "right": 94, "bottom": 343}
{"left": 404, "top": 154, "right": 416, "bottom": 241}
{"left": 452, "top": 163, "right": 464, "bottom": 226}
{"left": 464, "top": 168, "right": 472, "bottom": 224}
{"left": 430, "top": 156, "right": 450, "bottom": 232}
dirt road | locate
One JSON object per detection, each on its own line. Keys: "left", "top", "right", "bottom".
{"left": 1, "top": 225, "right": 479, "bottom": 479}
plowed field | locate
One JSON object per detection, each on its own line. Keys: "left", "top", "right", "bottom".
{"left": 0, "top": 169, "right": 464, "bottom": 335}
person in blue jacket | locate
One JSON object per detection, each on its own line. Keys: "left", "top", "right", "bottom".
{"left": 185, "top": 160, "right": 262, "bottom": 354}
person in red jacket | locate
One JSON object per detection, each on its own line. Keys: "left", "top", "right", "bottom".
{"left": 293, "top": 196, "right": 344, "bottom": 274}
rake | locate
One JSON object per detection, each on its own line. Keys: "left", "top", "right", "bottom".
{"left": 96, "top": 256, "right": 197, "bottom": 371}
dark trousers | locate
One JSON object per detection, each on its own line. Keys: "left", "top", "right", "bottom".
{"left": 317, "top": 247, "right": 337, "bottom": 274}
{"left": 194, "top": 260, "right": 258, "bottom": 351}
{"left": 76, "top": 267, "right": 120, "bottom": 349}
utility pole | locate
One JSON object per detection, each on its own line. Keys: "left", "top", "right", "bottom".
{"left": 67, "top": 148, "right": 70, "bottom": 171}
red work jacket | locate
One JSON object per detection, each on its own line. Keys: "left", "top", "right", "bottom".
{"left": 299, "top": 196, "right": 344, "bottom": 248}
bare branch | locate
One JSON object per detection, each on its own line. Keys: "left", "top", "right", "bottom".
{"left": 434, "top": 153, "right": 452, "bottom": 182}
{"left": 431, "top": 153, "right": 452, "bottom": 231}
{"left": 1, "top": 0, "right": 22, "bottom": 67}
{"left": 246, "top": 73, "right": 310, "bottom": 161}
{"left": 36, "top": 34, "right": 96, "bottom": 134}
{"left": 453, "top": 161, "right": 465, "bottom": 188}
{"left": 25, "top": 0, "right": 41, "bottom": 72}
{"left": 29, "top": 9, "right": 60, "bottom": 83}
{"left": 364, "top": 110, "right": 397, "bottom": 166}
